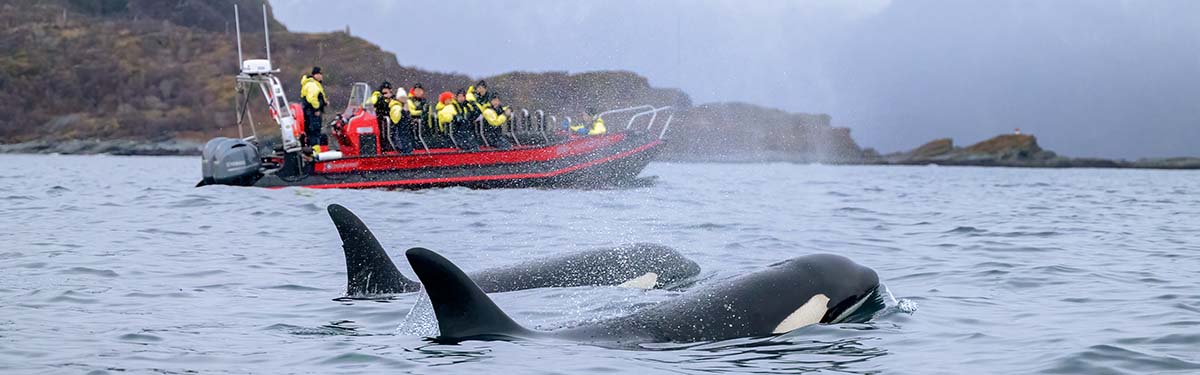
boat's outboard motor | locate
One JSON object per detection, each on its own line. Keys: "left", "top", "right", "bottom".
{"left": 200, "top": 137, "right": 261, "bottom": 186}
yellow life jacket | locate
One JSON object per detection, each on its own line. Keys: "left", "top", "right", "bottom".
{"left": 569, "top": 117, "right": 607, "bottom": 135}
{"left": 588, "top": 117, "right": 607, "bottom": 135}
{"left": 388, "top": 99, "right": 404, "bottom": 124}
{"left": 300, "top": 75, "right": 325, "bottom": 110}
{"left": 466, "top": 85, "right": 491, "bottom": 112}
{"left": 366, "top": 91, "right": 381, "bottom": 107}
{"left": 436, "top": 101, "right": 457, "bottom": 132}
{"left": 407, "top": 97, "right": 425, "bottom": 116}
{"left": 482, "top": 106, "right": 508, "bottom": 127}
{"left": 453, "top": 101, "right": 469, "bottom": 124}
{"left": 300, "top": 75, "right": 310, "bottom": 98}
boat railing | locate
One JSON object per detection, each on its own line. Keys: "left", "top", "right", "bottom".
{"left": 327, "top": 96, "right": 673, "bottom": 156}
{"left": 597, "top": 105, "right": 656, "bottom": 120}
{"left": 414, "top": 104, "right": 431, "bottom": 152}
{"left": 513, "top": 109, "right": 529, "bottom": 147}
{"left": 414, "top": 117, "right": 429, "bottom": 152}
{"left": 536, "top": 110, "right": 549, "bottom": 143}
{"left": 625, "top": 106, "right": 674, "bottom": 139}
{"left": 446, "top": 113, "right": 458, "bottom": 147}
{"left": 470, "top": 108, "right": 536, "bottom": 149}
{"left": 658, "top": 112, "right": 675, "bottom": 139}
{"left": 473, "top": 115, "right": 490, "bottom": 149}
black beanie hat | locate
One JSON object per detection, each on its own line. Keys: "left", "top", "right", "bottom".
{"left": 380, "top": 81, "right": 392, "bottom": 90}
{"left": 311, "top": 66, "right": 322, "bottom": 75}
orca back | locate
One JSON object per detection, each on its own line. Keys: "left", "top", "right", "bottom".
{"left": 406, "top": 247, "right": 533, "bottom": 341}
{"left": 561, "top": 254, "right": 881, "bottom": 343}
{"left": 328, "top": 204, "right": 421, "bottom": 296}
{"left": 469, "top": 243, "right": 700, "bottom": 292}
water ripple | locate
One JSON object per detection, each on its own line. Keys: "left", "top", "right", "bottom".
{"left": 2, "top": 156, "right": 1198, "bottom": 374}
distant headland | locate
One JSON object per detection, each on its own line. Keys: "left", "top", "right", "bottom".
{"left": 872, "top": 134, "right": 1200, "bottom": 170}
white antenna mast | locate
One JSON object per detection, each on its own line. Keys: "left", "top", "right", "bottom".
{"left": 262, "top": 4, "right": 271, "bottom": 64}
{"left": 234, "top": 4, "right": 243, "bottom": 67}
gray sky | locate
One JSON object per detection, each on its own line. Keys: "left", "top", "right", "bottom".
{"left": 273, "top": 0, "right": 1200, "bottom": 158}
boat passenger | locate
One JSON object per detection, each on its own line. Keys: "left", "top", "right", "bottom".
{"left": 299, "top": 66, "right": 328, "bottom": 151}
{"left": 367, "top": 81, "right": 394, "bottom": 150}
{"left": 567, "top": 108, "right": 607, "bottom": 136}
{"left": 433, "top": 91, "right": 457, "bottom": 149}
{"left": 388, "top": 87, "right": 413, "bottom": 154}
{"left": 404, "top": 84, "right": 432, "bottom": 149}
{"left": 481, "top": 96, "right": 513, "bottom": 150}
{"left": 451, "top": 89, "right": 480, "bottom": 151}
{"left": 466, "top": 80, "right": 492, "bottom": 113}
{"left": 588, "top": 115, "right": 607, "bottom": 136}
{"left": 366, "top": 81, "right": 393, "bottom": 110}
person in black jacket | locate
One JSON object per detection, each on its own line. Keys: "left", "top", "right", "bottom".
{"left": 368, "top": 81, "right": 395, "bottom": 151}
{"left": 452, "top": 89, "right": 479, "bottom": 151}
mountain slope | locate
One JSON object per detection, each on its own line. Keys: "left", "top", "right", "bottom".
{"left": 0, "top": 0, "right": 866, "bottom": 161}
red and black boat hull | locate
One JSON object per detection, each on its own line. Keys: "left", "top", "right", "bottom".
{"left": 250, "top": 132, "right": 662, "bottom": 189}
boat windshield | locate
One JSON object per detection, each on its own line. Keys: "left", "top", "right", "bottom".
{"left": 344, "top": 82, "right": 370, "bottom": 118}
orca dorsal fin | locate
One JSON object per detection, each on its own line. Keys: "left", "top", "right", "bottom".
{"left": 327, "top": 204, "right": 421, "bottom": 295}
{"left": 405, "top": 247, "right": 532, "bottom": 340}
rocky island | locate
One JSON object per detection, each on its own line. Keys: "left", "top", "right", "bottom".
{"left": 880, "top": 134, "right": 1200, "bottom": 169}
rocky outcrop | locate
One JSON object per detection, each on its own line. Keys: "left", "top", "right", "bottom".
{"left": 888, "top": 134, "right": 1055, "bottom": 165}
{"left": 884, "top": 134, "right": 1200, "bottom": 169}
{"left": 908, "top": 138, "right": 954, "bottom": 159}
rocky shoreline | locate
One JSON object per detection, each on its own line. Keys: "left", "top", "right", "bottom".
{"left": 0, "top": 139, "right": 204, "bottom": 156}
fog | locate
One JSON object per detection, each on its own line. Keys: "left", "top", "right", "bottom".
{"left": 273, "top": 0, "right": 1200, "bottom": 158}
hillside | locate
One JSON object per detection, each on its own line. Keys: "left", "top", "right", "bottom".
{"left": 0, "top": 0, "right": 866, "bottom": 161}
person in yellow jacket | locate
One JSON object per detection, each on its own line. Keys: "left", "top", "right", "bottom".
{"left": 403, "top": 84, "right": 436, "bottom": 149}
{"left": 566, "top": 108, "right": 607, "bottom": 136}
{"left": 387, "top": 89, "right": 414, "bottom": 154}
{"left": 481, "top": 96, "right": 513, "bottom": 150}
{"left": 430, "top": 90, "right": 464, "bottom": 149}
{"left": 587, "top": 116, "right": 607, "bottom": 135}
{"left": 365, "top": 81, "right": 395, "bottom": 150}
{"left": 465, "top": 80, "right": 492, "bottom": 113}
{"left": 299, "top": 66, "right": 327, "bottom": 150}
{"left": 433, "top": 91, "right": 456, "bottom": 149}
{"left": 438, "top": 89, "right": 479, "bottom": 150}
{"left": 365, "top": 81, "right": 393, "bottom": 110}
{"left": 406, "top": 84, "right": 427, "bottom": 118}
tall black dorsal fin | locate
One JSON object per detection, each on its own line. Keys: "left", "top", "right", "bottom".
{"left": 327, "top": 204, "right": 420, "bottom": 295}
{"left": 405, "top": 247, "right": 532, "bottom": 340}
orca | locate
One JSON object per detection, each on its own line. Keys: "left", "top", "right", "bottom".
{"left": 328, "top": 204, "right": 701, "bottom": 296}
{"left": 406, "top": 247, "right": 885, "bottom": 345}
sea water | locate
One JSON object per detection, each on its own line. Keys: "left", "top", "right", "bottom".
{"left": 1, "top": 154, "right": 1197, "bottom": 374}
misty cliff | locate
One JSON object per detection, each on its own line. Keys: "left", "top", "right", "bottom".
{"left": 0, "top": 0, "right": 866, "bottom": 161}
